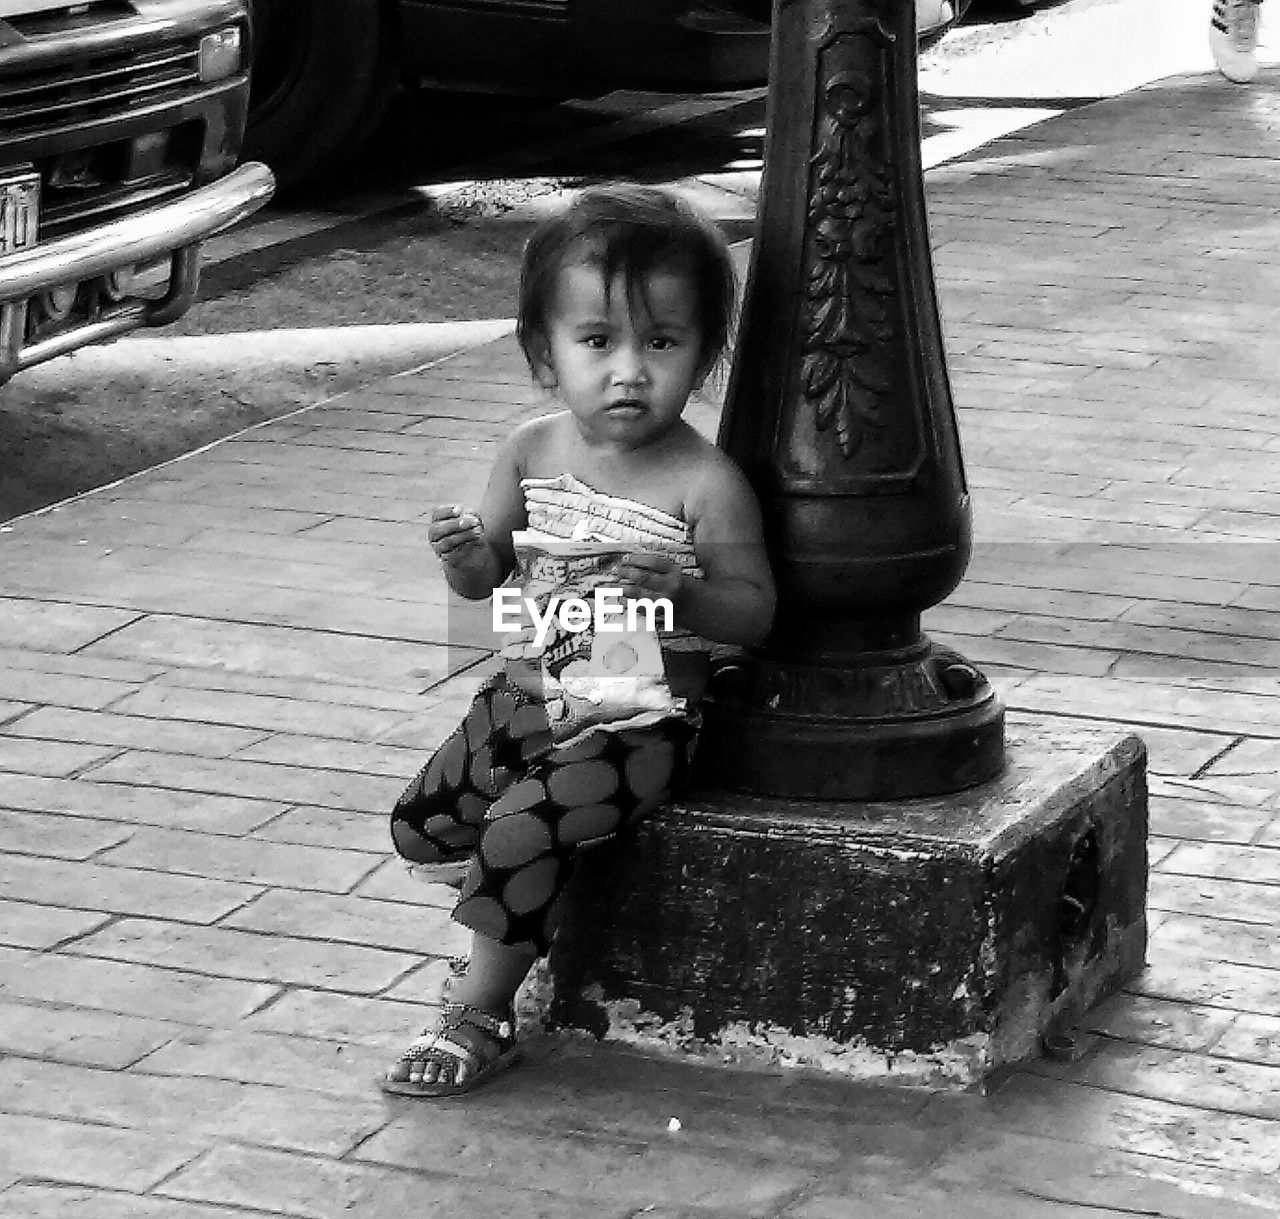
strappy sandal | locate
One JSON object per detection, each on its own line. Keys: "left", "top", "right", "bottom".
{"left": 380, "top": 1002, "right": 520, "bottom": 1098}
{"left": 408, "top": 858, "right": 469, "bottom": 888}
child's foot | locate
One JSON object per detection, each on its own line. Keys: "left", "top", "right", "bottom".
{"left": 1211, "top": 0, "right": 1263, "bottom": 82}
{"left": 380, "top": 1002, "right": 519, "bottom": 1098}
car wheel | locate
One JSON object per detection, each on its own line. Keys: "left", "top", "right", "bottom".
{"left": 245, "top": 0, "right": 397, "bottom": 194}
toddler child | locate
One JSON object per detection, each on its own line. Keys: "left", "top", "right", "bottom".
{"left": 381, "top": 182, "right": 775, "bottom": 1097}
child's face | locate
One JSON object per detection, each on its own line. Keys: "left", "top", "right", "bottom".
{"left": 537, "top": 260, "right": 708, "bottom": 450}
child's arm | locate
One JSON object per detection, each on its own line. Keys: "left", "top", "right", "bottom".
{"left": 622, "top": 455, "right": 776, "bottom": 647}
{"left": 428, "top": 429, "right": 528, "bottom": 600}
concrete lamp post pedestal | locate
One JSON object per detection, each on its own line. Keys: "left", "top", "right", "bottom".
{"left": 541, "top": 719, "right": 1147, "bottom": 1086}
{"left": 532, "top": 0, "right": 1148, "bottom": 1085}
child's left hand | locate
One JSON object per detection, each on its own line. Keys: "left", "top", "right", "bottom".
{"left": 617, "top": 553, "right": 684, "bottom": 606}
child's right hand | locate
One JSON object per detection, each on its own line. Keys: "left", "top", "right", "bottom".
{"left": 428, "top": 505, "right": 485, "bottom": 567}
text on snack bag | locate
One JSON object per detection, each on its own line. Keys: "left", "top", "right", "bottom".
{"left": 493, "top": 587, "right": 673, "bottom": 647}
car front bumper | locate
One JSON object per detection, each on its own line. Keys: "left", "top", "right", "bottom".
{"left": 0, "top": 159, "right": 274, "bottom": 382}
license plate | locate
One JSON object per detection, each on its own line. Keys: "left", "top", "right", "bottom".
{"left": 0, "top": 171, "right": 39, "bottom": 256}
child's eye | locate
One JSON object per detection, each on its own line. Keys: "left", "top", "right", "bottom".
{"left": 582, "top": 334, "right": 609, "bottom": 349}
{"left": 649, "top": 336, "right": 677, "bottom": 351}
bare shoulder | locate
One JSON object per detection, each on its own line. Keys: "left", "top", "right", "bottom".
{"left": 504, "top": 413, "right": 566, "bottom": 470}
{"left": 504, "top": 412, "right": 580, "bottom": 480}
{"left": 681, "top": 435, "right": 763, "bottom": 538}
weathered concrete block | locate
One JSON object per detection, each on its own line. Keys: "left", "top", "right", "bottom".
{"left": 536, "top": 716, "right": 1147, "bottom": 1087}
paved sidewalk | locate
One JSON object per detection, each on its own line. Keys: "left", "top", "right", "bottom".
{"left": 2, "top": 66, "right": 1280, "bottom": 1218}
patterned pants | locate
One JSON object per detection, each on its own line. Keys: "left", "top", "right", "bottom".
{"left": 390, "top": 671, "right": 696, "bottom": 955}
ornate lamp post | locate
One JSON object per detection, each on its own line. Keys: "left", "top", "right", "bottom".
{"left": 695, "top": 0, "right": 1004, "bottom": 800}
{"left": 544, "top": 0, "right": 1148, "bottom": 1080}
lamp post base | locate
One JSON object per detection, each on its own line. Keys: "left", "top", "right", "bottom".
{"left": 530, "top": 719, "right": 1148, "bottom": 1089}
{"left": 696, "top": 634, "right": 1006, "bottom": 800}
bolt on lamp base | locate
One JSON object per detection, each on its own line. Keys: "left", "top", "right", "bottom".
{"left": 694, "top": 636, "right": 1006, "bottom": 801}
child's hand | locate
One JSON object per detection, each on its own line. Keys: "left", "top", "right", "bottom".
{"left": 429, "top": 505, "right": 486, "bottom": 569}
{"left": 617, "top": 553, "right": 684, "bottom": 606}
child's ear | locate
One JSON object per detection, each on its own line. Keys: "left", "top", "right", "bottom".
{"left": 527, "top": 339, "right": 558, "bottom": 391}
{"left": 533, "top": 361, "right": 558, "bottom": 392}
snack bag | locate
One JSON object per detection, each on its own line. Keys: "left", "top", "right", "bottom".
{"left": 504, "top": 529, "right": 685, "bottom": 744}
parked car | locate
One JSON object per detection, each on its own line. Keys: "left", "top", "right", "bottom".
{"left": 247, "top": 0, "right": 973, "bottom": 194}
{"left": 0, "top": 0, "right": 274, "bottom": 386}
{"left": 245, "top": 0, "right": 776, "bottom": 192}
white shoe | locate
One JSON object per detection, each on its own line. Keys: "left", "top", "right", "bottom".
{"left": 917, "top": 0, "right": 955, "bottom": 36}
{"left": 1211, "top": 0, "right": 1263, "bottom": 83}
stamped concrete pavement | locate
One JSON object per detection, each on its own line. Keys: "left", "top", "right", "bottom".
{"left": 2, "top": 63, "right": 1280, "bottom": 1219}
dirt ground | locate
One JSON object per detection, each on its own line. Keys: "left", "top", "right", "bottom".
{"left": 0, "top": 355, "right": 324, "bottom": 523}
{"left": 0, "top": 204, "right": 537, "bottom": 523}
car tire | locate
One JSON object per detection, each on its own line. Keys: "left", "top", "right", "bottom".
{"left": 245, "top": 0, "right": 397, "bottom": 194}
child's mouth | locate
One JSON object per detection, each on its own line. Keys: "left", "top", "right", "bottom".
{"left": 606, "top": 400, "right": 646, "bottom": 415}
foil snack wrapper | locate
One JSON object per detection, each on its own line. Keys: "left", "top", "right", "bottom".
{"left": 504, "top": 529, "right": 685, "bottom": 744}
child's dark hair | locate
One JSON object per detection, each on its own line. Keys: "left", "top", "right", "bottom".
{"left": 517, "top": 183, "right": 737, "bottom": 376}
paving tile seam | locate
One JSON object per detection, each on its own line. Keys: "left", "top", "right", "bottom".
{"left": 53, "top": 762, "right": 377, "bottom": 803}
{"left": 58, "top": 785, "right": 394, "bottom": 827}
{"left": 0, "top": 882, "right": 266, "bottom": 928}
{"left": 994, "top": 616, "right": 1280, "bottom": 649}
{"left": 1004, "top": 704, "right": 1280, "bottom": 743}
{"left": 0, "top": 345, "right": 483, "bottom": 532}
{"left": 1085, "top": 1019, "right": 1244, "bottom": 1055}
{"left": 145, "top": 1139, "right": 415, "bottom": 1210}
{"left": 1144, "top": 908, "right": 1278, "bottom": 934}
{"left": 0, "top": 1093, "right": 225, "bottom": 1142}
{"left": 19, "top": 913, "right": 121, "bottom": 955}
{"left": 0, "top": 727, "right": 417, "bottom": 777}
{"left": 980, "top": 1104, "right": 1280, "bottom": 1179}
{"left": 10, "top": 571, "right": 453, "bottom": 625}
{"left": 339, "top": 1136, "right": 823, "bottom": 1211}
{"left": 1013, "top": 701, "right": 1254, "bottom": 727}
{"left": 954, "top": 577, "right": 1202, "bottom": 601}
{"left": 1035, "top": 1065, "right": 1280, "bottom": 1131}
{"left": 219, "top": 886, "right": 456, "bottom": 918}
{"left": 106, "top": 830, "right": 388, "bottom": 872}
{"left": 1109, "top": 616, "right": 1280, "bottom": 647}
{"left": 114, "top": 675, "right": 431, "bottom": 712}
{"left": 52, "top": 746, "right": 132, "bottom": 782}
{"left": 150, "top": 1150, "right": 660, "bottom": 1219}
{"left": 205, "top": 922, "right": 458, "bottom": 959}
{"left": 0, "top": 951, "right": 293, "bottom": 1000}
{"left": 1189, "top": 739, "right": 1252, "bottom": 782}
{"left": 1, "top": 1050, "right": 397, "bottom": 1111}
{"left": 1204, "top": 1044, "right": 1280, "bottom": 1073}
{"left": 949, "top": 632, "right": 1280, "bottom": 680}
{"left": 24, "top": 949, "right": 425, "bottom": 1002}
{"left": 1148, "top": 871, "right": 1280, "bottom": 896}
{"left": 0, "top": 708, "right": 35, "bottom": 733}
{"left": 0, "top": 790, "right": 290, "bottom": 826}
{"left": 75, "top": 608, "right": 472, "bottom": 655}
{"left": 143, "top": 1154, "right": 282, "bottom": 1215}
{"left": 205, "top": 927, "right": 457, "bottom": 964}
{"left": 0, "top": 847, "right": 370, "bottom": 895}
{"left": 61, "top": 906, "right": 444, "bottom": 954}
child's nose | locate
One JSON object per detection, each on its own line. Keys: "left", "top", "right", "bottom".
{"left": 611, "top": 344, "right": 649, "bottom": 385}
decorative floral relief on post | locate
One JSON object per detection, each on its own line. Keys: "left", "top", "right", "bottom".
{"left": 801, "top": 36, "right": 899, "bottom": 462}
